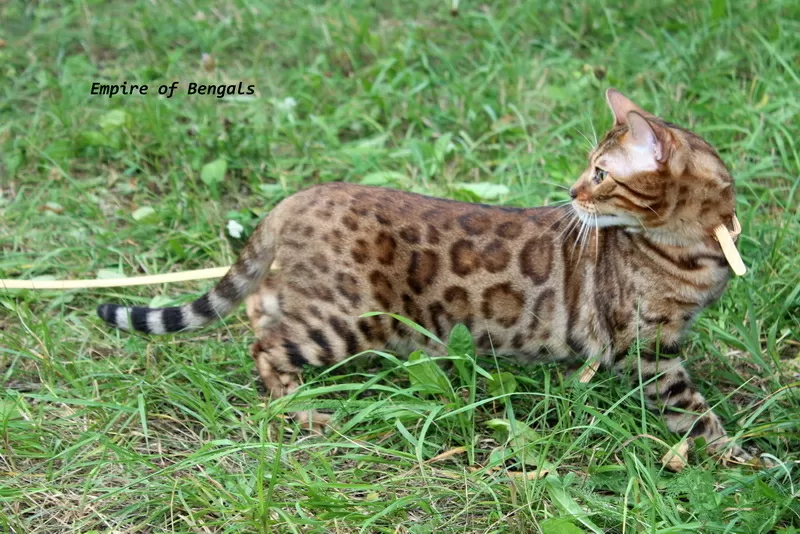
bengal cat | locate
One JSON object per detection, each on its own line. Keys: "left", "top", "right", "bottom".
{"left": 97, "top": 89, "right": 754, "bottom": 462}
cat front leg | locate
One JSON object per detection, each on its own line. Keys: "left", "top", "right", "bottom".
{"left": 612, "top": 350, "right": 754, "bottom": 463}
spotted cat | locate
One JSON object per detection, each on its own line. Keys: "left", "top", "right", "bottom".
{"left": 98, "top": 89, "right": 751, "bottom": 460}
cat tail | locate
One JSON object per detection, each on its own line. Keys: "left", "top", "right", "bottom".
{"left": 97, "top": 216, "right": 277, "bottom": 335}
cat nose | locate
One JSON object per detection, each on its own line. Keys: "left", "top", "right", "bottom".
{"left": 569, "top": 187, "right": 578, "bottom": 199}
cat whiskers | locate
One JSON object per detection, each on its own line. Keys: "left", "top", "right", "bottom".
{"left": 643, "top": 204, "right": 663, "bottom": 222}
{"left": 633, "top": 214, "right": 648, "bottom": 234}
{"left": 593, "top": 213, "right": 600, "bottom": 264}
{"left": 571, "top": 213, "right": 590, "bottom": 259}
{"left": 556, "top": 206, "right": 582, "bottom": 245}
{"left": 572, "top": 127, "right": 596, "bottom": 155}
{"left": 543, "top": 182, "right": 572, "bottom": 193}
{"left": 558, "top": 217, "right": 581, "bottom": 246}
{"left": 577, "top": 213, "right": 594, "bottom": 261}
{"left": 587, "top": 114, "right": 598, "bottom": 145}
{"left": 567, "top": 209, "right": 601, "bottom": 263}
{"left": 546, "top": 204, "right": 578, "bottom": 233}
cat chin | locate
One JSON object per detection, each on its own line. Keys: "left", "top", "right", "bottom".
{"left": 572, "top": 207, "right": 639, "bottom": 228}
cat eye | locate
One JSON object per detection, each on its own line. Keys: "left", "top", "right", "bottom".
{"left": 592, "top": 168, "right": 608, "bottom": 185}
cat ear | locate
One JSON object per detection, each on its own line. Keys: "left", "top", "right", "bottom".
{"left": 606, "top": 88, "right": 647, "bottom": 127}
{"left": 626, "top": 111, "right": 664, "bottom": 161}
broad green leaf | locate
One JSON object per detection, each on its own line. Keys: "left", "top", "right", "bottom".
{"left": 355, "top": 133, "right": 389, "bottom": 149}
{"left": 486, "top": 418, "right": 512, "bottom": 433}
{"left": 540, "top": 518, "right": 585, "bottom": 534}
{"left": 485, "top": 418, "right": 541, "bottom": 466}
{"left": 96, "top": 269, "right": 125, "bottom": 279}
{"left": 259, "top": 183, "right": 285, "bottom": 195}
{"left": 453, "top": 182, "right": 510, "bottom": 200}
{"left": 544, "top": 476, "right": 603, "bottom": 533}
{"left": 339, "top": 134, "right": 390, "bottom": 155}
{"left": 132, "top": 206, "right": 158, "bottom": 223}
{"left": 62, "top": 54, "right": 94, "bottom": 78}
{"left": 360, "top": 171, "right": 406, "bottom": 186}
{"left": 5, "top": 149, "right": 24, "bottom": 177}
{"left": 148, "top": 295, "right": 178, "bottom": 308}
{"left": 201, "top": 158, "right": 228, "bottom": 187}
{"left": 711, "top": 0, "right": 727, "bottom": 21}
{"left": 407, "top": 350, "right": 451, "bottom": 396}
{"left": 434, "top": 132, "right": 454, "bottom": 163}
{"left": 78, "top": 130, "right": 111, "bottom": 148}
{"left": 99, "top": 109, "right": 132, "bottom": 131}
{"left": 447, "top": 323, "right": 474, "bottom": 384}
{"left": 167, "top": 238, "right": 186, "bottom": 260}
{"left": 487, "top": 447, "right": 507, "bottom": 468}
{"left": 754, "top": 478, "right": 782, "bottom": 501}
{"left": 43, "top": 140, "right": 72, "bottom": 163}
{"left": 0, "top": 397, "right": 21, "bottom": 421}
{"left": 447, "top": 323, "right": 475, "bottom": 357}
{"left": 487, "top": 371, "right": 517, "bottom": 396}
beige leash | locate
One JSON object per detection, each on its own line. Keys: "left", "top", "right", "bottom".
{"left": 712, "top": 215, "right": 746, "bottom": 276}
{"left": 0, "top": 266, "right": 233, "bottom": 290}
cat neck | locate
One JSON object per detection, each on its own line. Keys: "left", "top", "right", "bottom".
{"left": 623, "top": 226, "right": 721, "bottom": 251}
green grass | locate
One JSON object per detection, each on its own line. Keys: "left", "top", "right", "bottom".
{"left": 1, "top": 0, "right": 799, "bottom": 532}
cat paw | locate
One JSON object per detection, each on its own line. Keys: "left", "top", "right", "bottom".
{"left": 293, "top": 410, "right": 332, "bottom": 435}
{"left": 709, "top": 440, "right": 774, "bottom": 468}
{"left": 718, "top": 444, "right": 753, "bottom": 464}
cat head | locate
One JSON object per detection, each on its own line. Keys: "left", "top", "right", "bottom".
{"left": 569, "top": 88, "right": 736, "bottom": 244}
